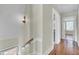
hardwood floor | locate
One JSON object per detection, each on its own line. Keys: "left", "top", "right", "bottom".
{"left": 49, "top": 39, "right": 79, "bottom": 55}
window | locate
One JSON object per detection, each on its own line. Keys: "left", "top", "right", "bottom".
{"left": 64, "top": 16, "right": 75, "bottom": 31}
{"left": 65, "top": 21, "right": 74, "bottom": 31}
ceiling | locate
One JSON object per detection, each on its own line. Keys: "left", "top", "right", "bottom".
{"left": 53, "top": 4, "right": 79, "bottom": 14}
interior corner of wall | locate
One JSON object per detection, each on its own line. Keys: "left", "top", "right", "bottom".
{"left": 43, "top": 45, "right": 54, "bottom": 55}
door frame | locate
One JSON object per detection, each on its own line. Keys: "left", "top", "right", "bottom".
{"left": 63, "top": 16, "right": 77, "bottom": 41}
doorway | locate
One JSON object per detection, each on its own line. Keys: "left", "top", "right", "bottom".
{"left": 64, "top": 16, "right": 76, "bottom": 41}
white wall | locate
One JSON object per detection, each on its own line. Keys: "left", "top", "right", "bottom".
{"left": 42, "top": 5, "right": 53, "bottom": 54}
{"left": 42, "top": 5, "right": 61, "bottom": 54}
{"left": 22, "top": 4, "right": 32, "bottom": 45}
{"left": 0, "top": 4, "right": 27, "bottom": 51}
{"left": 0, "top": 4, "right": 61, "bottom": 55}
{"left": 0, "top": 5, "right": 26, "bottom": 39}
{"left": 18, "top": 5, "right": 33, "bottom": 55}
{"left": 30, "top": 4, "right": 55, "bottom": 54}
{"left": 31, "top": 5, "right": 43, "bottom": 39}
{"left": 52, "top": 8, "right": 61, "bottom": 44}
{"left": 30, "top": 4, "right": 43, "bottom": 54}
{"left": 77, "top": 8, "right": 79, "bottom": 46}
{"left": 0, "top": 38, "right": 18, "bottom": 51}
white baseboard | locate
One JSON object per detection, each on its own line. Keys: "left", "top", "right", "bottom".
{"left": 32, "top": 37, "right": 42, "bottom": 55}
{"left": 43, "top": 45, "right": 54, "bottom": 55}
{"left": 43, "top": 39, "right": 61, "bottom": 55}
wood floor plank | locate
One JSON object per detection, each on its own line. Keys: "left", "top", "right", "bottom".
{"left": 49, "top": 39, "right": 79, "bottom": 55}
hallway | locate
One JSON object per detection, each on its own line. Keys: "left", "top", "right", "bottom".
{"left": 49, "top": 39, "right": 79, "bottom": 55}
{"left": 0, "top": 4, "right": 79, "bottom": 55}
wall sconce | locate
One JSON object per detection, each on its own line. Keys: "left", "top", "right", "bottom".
{"left": 22, "top": 16, "right": 26, "bottom": 23}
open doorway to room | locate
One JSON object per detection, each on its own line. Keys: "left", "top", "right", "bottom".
{"left": 64, "top": 16, "right": 76, "bottom": 41}
{"left": 63, "top": 16, "right": 77, "bottom": 42}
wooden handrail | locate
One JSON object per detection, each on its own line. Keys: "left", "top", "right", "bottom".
{"left": 0, "top": 38, "right": 34, "bottom": 52}
{"left": 0, "top": 46, "right": 18, "bottom": 52}
{"left": 23, "top": 38, "right": 34, "bottom": 47}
